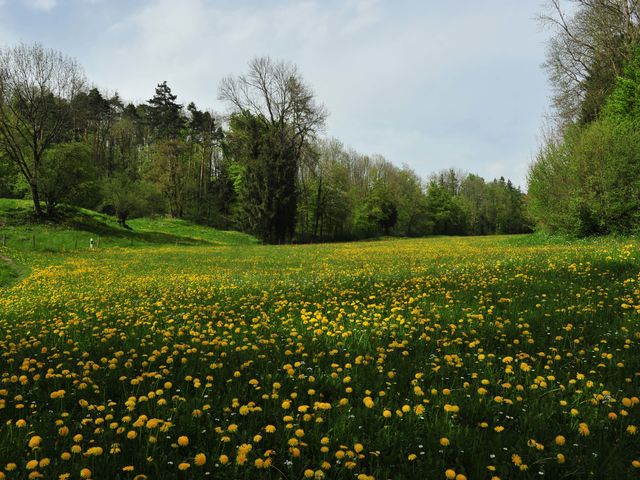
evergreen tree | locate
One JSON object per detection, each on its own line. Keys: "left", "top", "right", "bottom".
{"left": 146, "top": 81, "right": 185, "bottom": 140}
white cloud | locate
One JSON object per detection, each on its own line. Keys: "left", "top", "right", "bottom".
{"left": 340, "top": 0, "right": 382, "bottom": 35}
{"left": 4, "top": 0, "right": 549, "bottom": 187}
{"left": 0, "top": 1, "right": 14, "bottom": 43}
{"left": 23, "top": 0, "right": 57, "bottom": 12}
{"left": 88, "top": 0, "right": 390, "bottom": 105}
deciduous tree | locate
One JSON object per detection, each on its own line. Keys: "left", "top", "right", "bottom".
{"left": 0, "top": 43, "right": 84, "bottom": 216}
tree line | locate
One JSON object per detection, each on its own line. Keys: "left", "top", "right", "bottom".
{"left": 528, "top": 0, "right": 640, "bottom": 236}
{"left": 0, "top": 43, "right": 530, "bottom": 243}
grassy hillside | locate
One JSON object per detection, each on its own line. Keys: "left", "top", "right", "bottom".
{"left": 0, "top": 199, "right": 257, "bottom": 254}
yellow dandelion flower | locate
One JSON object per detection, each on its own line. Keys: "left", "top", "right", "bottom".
{"left": 578, "top": 423, "right": 590, "bottom": 436}
{"left": 28, "top": 436, "right": 42, "bottom": 449}
{"left": 85, "top": 447, "right": 103, "bottom": 456}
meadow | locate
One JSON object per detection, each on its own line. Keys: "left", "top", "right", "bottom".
{"left": 0, "top": 219, "right": 639, "bottom": 479}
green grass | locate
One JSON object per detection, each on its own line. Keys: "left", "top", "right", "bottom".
{"left": 1, "top": 199, "right": 640, "bottom": 479}
{"left": 0, "top": 260, "right": 16, "bottom": 286}
{"left": 0, "top": 199, "right": 257, "bottom": 254}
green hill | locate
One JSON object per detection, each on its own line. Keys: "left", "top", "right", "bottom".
{"left": 0, "top": 198, "right": 257, "bottom": 253}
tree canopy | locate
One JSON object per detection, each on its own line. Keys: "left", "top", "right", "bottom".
{"left": 528, "top": 1, "right": 640, "bottom": 235}
{"left": 0, "top": 44, "right": 530, "bottom": 242}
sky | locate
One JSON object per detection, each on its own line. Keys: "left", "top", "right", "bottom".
{"left": 0, "top": 0, "right": 552, "bottom": 188}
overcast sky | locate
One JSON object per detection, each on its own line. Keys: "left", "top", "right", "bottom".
{"left": 0, "top": 0, "right": 552, "bottom": 188}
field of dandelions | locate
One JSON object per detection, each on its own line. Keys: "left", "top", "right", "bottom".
{"left": 1, "top": 235, "right": 640, "bottom": 480}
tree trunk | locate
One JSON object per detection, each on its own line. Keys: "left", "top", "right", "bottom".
{"left": 312, "top": 178, "right": 322, "bottom": 241}
{"left": 30, "top": 183, "right": 44, "bottom": 217}
{"left": 46, "top": 200, "right": 56, "bottom": 217}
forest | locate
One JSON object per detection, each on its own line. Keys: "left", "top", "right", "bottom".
{"left": 528, "top": 0, "right": 640, "bottom": 235}
{"left": 0, "top": 48, "right": 530, "bottom": 244}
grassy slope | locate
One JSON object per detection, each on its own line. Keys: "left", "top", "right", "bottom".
{"left": 0, "top": 198, "right": 257, "bottom": 286}
{"left": 0, "top": 199, "right": 256, "bottom": 250}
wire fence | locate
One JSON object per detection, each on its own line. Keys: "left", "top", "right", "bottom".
{"left": 0, "top": 233, "right": 140, "bottom": 253}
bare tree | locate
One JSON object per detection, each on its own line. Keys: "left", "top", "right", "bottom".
{"left": 0, "top": 43, "right": 85, "bottom": 216}
{"left": 219, "top": 57, "right": 327, "bottom": 157}
{"left": 540, "top": 0, "right": 640, "bottom": 126}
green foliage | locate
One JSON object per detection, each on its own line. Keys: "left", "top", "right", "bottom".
{"left": 357, "top": 182, "right": 398, "bottom": 236}
{"left": 40, "top": 141, "right": 97, "bottom": 214}
{"left": 0, "top": 44, "right": 528, "bottom": 242}
{"left": 601, "top": 48, "right": 640, "bottom": 123}
{"left": 100, "top": 174, "right": 160, "bottom": 227}
{"left": 146, "top": 81, "right": 185, "bottom": 140}
{"left": 458, "top": 174, "right": 530, "bottom": 236}
{"left": 574, "top": 120, "right": 640, "bottom": 234}
{"left": 527, "top": 133, "right": 577, "bottom": 233}
{"left": 143, "top": 139, "right": 190, "bottom": 218}
{"left": 393, "top": 168, "right": 430, "bottom": 236}
{"left": 0, "top": 152, "right": 20, "bottom": 198}
{"left": 529, "top": 48, "right": 640, "bottom": 236}
{"left": 295, "top": 142, "right": 528, "bottom": 241}
{"left": 225, "top": 113, "right": 298, "bottom": 244}
{"left": 423, "top": 182, "right": 466, "bottom": 235}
